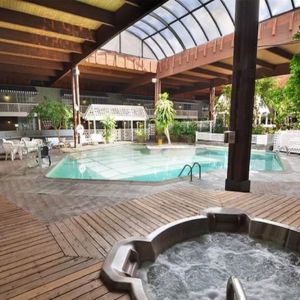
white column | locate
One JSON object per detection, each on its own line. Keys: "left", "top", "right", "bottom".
{"left": 131, "top": 120, "right": 134, "bottom": 142}
{"left": 144, "top": 120, "right": 147, "bottom": 139}
{"left": 93, "top": 119, "right": 96, "bottom": 134}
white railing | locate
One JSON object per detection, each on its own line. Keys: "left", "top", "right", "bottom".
{"left": 0, "top": 102, "right": 37, "bottom": 113}
{"left": 146, "top": 109, "right": 198, "bottom": 119}
{"left": 196, "top": 132, "right": 224, "bottom": 142}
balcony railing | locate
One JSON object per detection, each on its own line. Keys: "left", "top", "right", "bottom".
{"left": 146, "top": 108, "right": 198, "bottom": 119}
{"left": 0, "top": 102, "right": 37, "bottom": 113}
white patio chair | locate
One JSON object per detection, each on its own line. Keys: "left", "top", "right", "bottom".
{"left": 21, "top": 138, "right": 38, "bottom": 153}
{"left": 2, "top": 141, "right": 19, "bottom": 161}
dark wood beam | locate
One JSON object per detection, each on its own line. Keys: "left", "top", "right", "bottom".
{"left": 0, "top": 63, "right": 56, "bottom": 76}
{"left": 49, "top": 0, "right": 167, "bottom": 85}
{"left": 0, "top": 8, "right": 95, "bottom": 42}
{"left": 79, "top": 65, "right": 135, "bottom": 78}
{"left": 192, "top": 68, "right": 230, "bottom": 80}
{"left": 0, "top": 72, "right": 50, "bottom": 84}
{"left": 226, "top": 0, "right": 260, "bottom": 193}
{"left": 171, "top": 74, "right": 211, "bottom": 82}
{"left": 26, "top": 0, "right": 114, "bottom": 26}
{"left": 0, "top": 28, "right": 82, "bottom": 53}
{"left": 0, "top": 42, "right": 70, "bottom": 62}
{"left": 256, "top": 58, "right": 275, "bottom": 70}
{"left": 0, "top": 54, "right": 63, "bottom": 70}
{"left": 267, "top": 47, "right": 293, "bottom": 60}
{"left": 80, "top": 73, "right": 131, "bottom": 83}
{"left": 122, "top": 73, "right": 155, "bottom": 92}
{"left": 210, "top": 62, "right": 233, "bottom": 71}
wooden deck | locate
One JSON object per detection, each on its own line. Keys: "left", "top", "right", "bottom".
{"left": 1, "top": 187, "right": 300, "bottom": 299}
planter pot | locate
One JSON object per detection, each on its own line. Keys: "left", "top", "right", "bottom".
{"left": 157, "top": 138, "right": 163, "bottom": 145}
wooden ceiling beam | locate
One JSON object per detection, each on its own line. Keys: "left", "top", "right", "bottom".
{"left": 0, "top": 8, "right": 95, "bottom": 42}
{"left": 157, "top": 10, "right": 300, "bottom": 78}
{"left": 26, "top": 0, "right": 114, "bottom": 26}
{"left": 80, "top": 73, "right": 131, "bottom": 83}
{"left": 192, "top": 68, "right": 230, "bottom": 80}
{"left": 0, "top": 72, "right": 50, "bottom": 84}
{"left": 256, "top": 58, "right": 276, "bottom": 70}
{"left": 267, "top": 47, "right": 293, "bottom": 60}
{"left": 0, "top": 42, "right": 70, "bottom": 62}
{"left": 79, "top": 65, "right": 135, "bottom": 78}
{"left": 0, "top": 28, "right": 82, "bottom": 53}
{"left": 0, "top": 63, "right": 56, "bottom": 76}
{"left": 49, "top": 0, "right": 167, "bottom": 85}
{"left": 171, "top": 74, "right": 211, "bottom": 82}
{"left": 210, "top": 62, "right": 232, "bottom": 71}
{"left": 0, "top": 53, "right": 63, "bottom": 70}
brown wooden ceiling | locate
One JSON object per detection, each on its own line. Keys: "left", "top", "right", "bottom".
{"left": 0, "top": 0, "right": 167, "bottom": 87}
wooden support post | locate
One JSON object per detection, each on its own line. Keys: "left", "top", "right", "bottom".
{"left": 209, "top": 86, "right": 215, "bottom": 121}
{"left": 131, "top": 120, "right": 134, "bottom": 142}
{"left": 154, "top": 78, "right": 161, "bottom": 106}
{"left": 72, "top": 66, "right": 80, "bottom": 148}
{"left": 225, "top": 0, "right": 260, "bottom": 192}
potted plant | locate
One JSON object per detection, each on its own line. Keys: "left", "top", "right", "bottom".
{"left": 154, "top": 92, "right": 176, "bottom": 144}
{"left": 170, "top": 121, "right": 182, "bottom": 143}
{"left": 102, "top": 115, "right": 116, "bottom": 143}
{"left": 135, "top": 122, "right": 146, "bottom": 143}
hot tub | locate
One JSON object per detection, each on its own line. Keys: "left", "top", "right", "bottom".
{"left": 101, "top": 208, "right": 300, "bottom": 299}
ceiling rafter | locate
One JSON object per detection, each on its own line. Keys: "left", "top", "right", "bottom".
{"left": 49, "top": 1, "right": 167, "bottom": 85}
{"left": 26, "top": 0, "right": 115, "bottom": 26}
{"left": 267, "top": 47, "right": 293, "bottom": 60}
{"left": 0, "top": 8, "right": 95, "bottom": 42}
{"left": 0, "top": 42, "right": 70, "bottom": 62}
{"left": 192, "top": 67, "right": 230, "bottom": 79}
{"left": 0, "top": 28, "right": 82, "bottom": 53}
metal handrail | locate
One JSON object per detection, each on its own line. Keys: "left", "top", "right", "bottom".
{"left": 178, "top": 162, "right": 202, "bottom": 181}
{"left": 226, "top": 276, "right": 247, "bottom": 300}
{"left": 190, "top": 162, "right": 202, "bottom": 179}
{"left": 178, "top": 164, "right": 193, "bottom": 181}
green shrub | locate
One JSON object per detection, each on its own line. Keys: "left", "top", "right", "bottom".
{"left": 214, "top": 117, "right": 224, "bottom": 133}
{"left": 252, "top": 124, "right": 265, "bottom": 134}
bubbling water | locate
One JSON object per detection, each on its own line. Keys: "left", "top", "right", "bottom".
{"left": 137, "top": 233, "right": 300, "bottom": 300}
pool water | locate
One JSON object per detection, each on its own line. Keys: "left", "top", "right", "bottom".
{"left": 47, "top": 145, "right": 283, "bottom": 182}
{"left": 137, "top": 233, "right": 300, "bottom": 300}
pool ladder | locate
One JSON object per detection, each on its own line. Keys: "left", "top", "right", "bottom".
{"left": 226, "top": 276, "right": 247, "bottom": 300}
{"left": 178, "top": 162, "right": 201, "bottom": 182}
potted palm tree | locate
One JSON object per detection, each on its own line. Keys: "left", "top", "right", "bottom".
{"left": 102, "top": 115, "right": 116, "bottom": 143}
{"left": 154, "top": 92, "right": 176, "bottom": 145}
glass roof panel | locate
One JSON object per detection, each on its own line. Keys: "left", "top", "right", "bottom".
{"left": 160, "top": 28, "right": 184, "bottom": 53}
{"left": 143, "top": 38, "right": 165, "bottom": 60}
{"left": 268, "top": 0, "right": 293, "bottom": 16}
{"left": 163, "top": 0, "right": 188, "bottom": 18}
{"left": 181, "top": 14, "right": 208, "bottom": 44}
{"left": 134, "top": 21, "right": 156, "bottom": 35}
{"left": 152, "top": 33, "right": 174, "bottom": 56}
{"left": 259, "top": 0, "right": 271, "bottom": 21}
{"left": 142, "top": 15, "right": 165, "bottom": 30}
{"left": 222, "top": 0, "right": 235, "bottom": 20}
{"left": 127, "top": 26, "right": 147, "bottom": 39}
{"left": 102, "top": 0, "right": 298, "bottom": 60}
{"left": 193, "top": 7, "right": 220, "bottom": 40}
{"left": 206, "top": 0, "right": 234, "bottom": 35}
{"left": 170, "top": 21, "right": 196, "bottom": 49}
{"left": 153, "top": 6, "right": 176, "bottom": 23}
{"left": 176, "top": 0, "right": 202, "bottom": 11}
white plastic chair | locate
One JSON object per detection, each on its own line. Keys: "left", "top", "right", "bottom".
{"left": 3, "top": 141, "right": 19, "bottom": 161}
